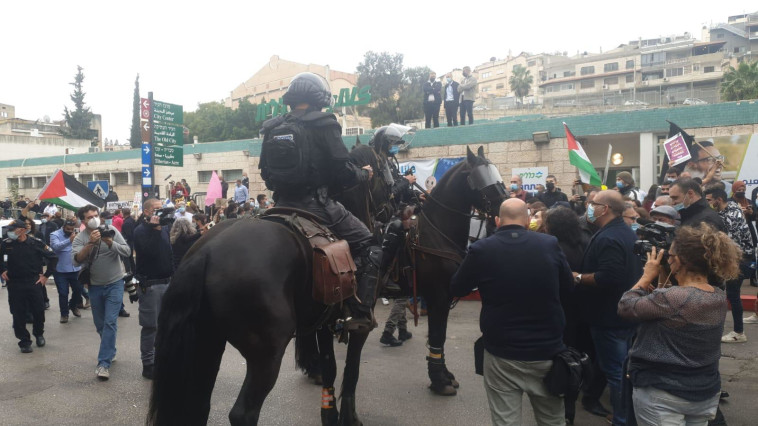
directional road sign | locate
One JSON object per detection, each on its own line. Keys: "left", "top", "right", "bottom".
{"left": 141, "top": 143, "right": 152, "bottom": 165}
{"left": 152, "top": 100, "right": 183, "bottom": 125}
{"left": 154, "top": 145, "right": 183, "bottom": 167}
{"left": 152, "top": 122, "right": 183, "bottom": 146}
{"left": 142, "top": 166, "right": 153, "bottom": 186}
{"left": 88, "top": 180, "right": 110, "bottom": 199}
{"left": 141, "top": 120, "right": 151, "bottom": 143}
{"left": 140, "top": 98, "right": 151, "bottom": 120}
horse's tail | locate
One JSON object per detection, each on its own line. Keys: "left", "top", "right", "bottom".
{"left": 295, "top": 330, "right": 319, "bottom": 373}
{"left": 147, "top": 253, "right": 225, "bottom": 426}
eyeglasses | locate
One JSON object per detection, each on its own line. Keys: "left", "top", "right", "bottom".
{"left": 697, "top": 155, "right": 725, "bottom": 164}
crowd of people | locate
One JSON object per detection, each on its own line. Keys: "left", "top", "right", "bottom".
{"left": 453, "top": 167, "right": 756, "bottom": 425}
{"left": 423, "top": 67, "right": 479, "bottom": 129}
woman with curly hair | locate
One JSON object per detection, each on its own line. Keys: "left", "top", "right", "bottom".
{"left": 618, "top": 223, "right": 740, "bottom": 425}
{"left": 169, "top": 218, "right": 202, "bottom": 270}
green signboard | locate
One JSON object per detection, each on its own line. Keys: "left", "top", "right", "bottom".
{"left": 154, "top": 145, "right": 183, "bottom": 167}
{"left": 152, "top": 100, "right": 183, "bottom": 125}
{"left": 255, "top": 85, "right": 371, "bottom": 122}
{"left": 152, "top": 123, "right": 183, "bottom": 146}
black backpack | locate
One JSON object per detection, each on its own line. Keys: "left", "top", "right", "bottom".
{"left": 260, "top": 111, "right": 335, "bottom": 192}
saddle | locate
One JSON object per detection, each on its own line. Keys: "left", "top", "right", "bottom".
{"left": 261, "top": 207, "right": 357, "bottom": 305}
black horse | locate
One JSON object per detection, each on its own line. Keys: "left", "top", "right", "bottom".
{"left": 146, "top": 146, "right": 504, "bottom": 425}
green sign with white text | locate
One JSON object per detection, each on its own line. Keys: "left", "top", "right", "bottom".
{"left": 152, "top": 123, "right": 183, "bottom": 146}
{"left": 154, "top": 145, "right": 183, "bottom": 167}
{"left": 255, "top": 85, "right": 371, "bottom": 122}
{"left": 152, "top": 100, "right": 183, "bottom": 125}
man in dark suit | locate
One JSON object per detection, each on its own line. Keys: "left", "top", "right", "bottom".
{"left": 452, "top": 198, "right": 573, "bottom": 425}
{"left": 574, "top": 190, "right": 640, "bottom": 426}
{"left": 443, "top": 73, "right": 459, "bottom": 127}
{"left": 423, "top": 71, "right": 442, "bottom": 129}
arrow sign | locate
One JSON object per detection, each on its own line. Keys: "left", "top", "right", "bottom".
{"left": 143, "top": 145, "right": 150, "bottom": 155}
{"left": 140, "top": 97, "right": 151, "bottom": 120}
{"left": 141, "top": 142, "right": 152, "bottom": 165}
{"left": 142, "top": 167, "right": 151, "bottom": 177}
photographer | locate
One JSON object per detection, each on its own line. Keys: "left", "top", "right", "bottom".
{"left": 618, "top": 224, "right": 739, "bottom": 425}
{"left": 133, "top": 198, "right": 174, "bottom": 380}
{"left": 72, "top": 205, "right": 131, "bottom": 380}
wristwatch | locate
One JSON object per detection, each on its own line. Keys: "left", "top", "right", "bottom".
{"left": 574, "top": 274, "right": 583, "bottom": 285}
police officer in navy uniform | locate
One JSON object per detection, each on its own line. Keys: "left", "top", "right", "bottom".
{"left": 259, "top": 72, "right": 378, "bottom": 330}
{"left": 1, "top": 219, "right": 58, "bottom": 353}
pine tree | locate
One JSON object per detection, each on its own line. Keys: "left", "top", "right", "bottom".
{"left": 130, "top": 74, "right": 141, "bottom": 148}
{"left": 62, "top": 66, "right": 94, "bottom": 139}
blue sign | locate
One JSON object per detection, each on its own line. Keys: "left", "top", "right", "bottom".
{"left": 88, "top": 180, "right": 109, "bottom": 199}
{"left": 142, "top": 143, "right": 152, "bottom": 165}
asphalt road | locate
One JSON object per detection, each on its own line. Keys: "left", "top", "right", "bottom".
{"left": 1, "top": 282, "right": 757, "bottom": 425}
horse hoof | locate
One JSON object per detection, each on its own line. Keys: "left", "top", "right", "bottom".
{"left": 321, "top": 407, "right": 339, "bottom": 426}
{"left": 429, "top": 382, "right": 457, "bottom": 396}
{"left": 450, "top": 378, "right": 460, "bottom": 388}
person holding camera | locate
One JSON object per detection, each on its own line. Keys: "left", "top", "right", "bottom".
{"left": 72, "top": 205, "right": 131, "bottom": 380}
{"left": 133, "top": 198, "right": 174, "bottom": 380}
{"left": 50, "top": 218, "right": 84, "bottom": 323}
{"left": 618, "top": 223, "right": 738, "bottom": 425}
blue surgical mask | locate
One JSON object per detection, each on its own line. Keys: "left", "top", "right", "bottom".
{"left": 586, "top": 204, "right": 598, "bottom": 223}
{"left": 105, "top": 219, "right": 113, "bottom": 226}
{"left": 510, "top": 184, "right": 519, "bottom": 191}
{"left": 388, "top": 145, "right": 400, "bottom": 155}
{"left": 177, "top": 207, "right": 185, "bottom": 214}
{"left": 41, "top": 219, "right": 47, "bottom": 224}
{"left": 616, "top": 181, "right": 624, "bottom": 189}
{"left": 630, "top": 223, "right": 640, "bottom": 232}
{"left": 673, "top": 203, "right": 685, "bottom": 211}
{"left": 7, "top": 231, "right": 18, "bottom": 240}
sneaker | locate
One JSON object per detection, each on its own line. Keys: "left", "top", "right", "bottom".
{"left": 744, "top": 314, "right": 758, "bottom": 324}
{"left": 721, "top": 331, "right": 747, "bottom": 343}
{"left": 95, "top": 366, "right": 110, "bottom": 380}
{"left": 60, "top": 316, "right": 69, "bottom": 323}
{"left": 379, "top": 331, "right": 403, "bottom": 347}
{"left": 35, "top": 336, "right": 45, "bottom": 347}
{"left": 381, "top": 298, "right": 389, "bottom": 306}
{"left": 82, "top": 300, "right": 91, "bottom": 309}
{"left": 71, "top": 307, "right": 81, "bottom": 318}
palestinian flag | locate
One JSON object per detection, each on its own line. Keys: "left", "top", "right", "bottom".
{"left": 37, "top": 169, "right": 105, "bottom": 210}
{"left": 564, "top": 122, "right": 602, "bottom": 186}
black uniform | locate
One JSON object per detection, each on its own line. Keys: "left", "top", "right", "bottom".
{"left": 0, "top": 236, "right": 58, "bottom": 348}
{"left": 261, "top": 111, "right": 373, "bottom": 253}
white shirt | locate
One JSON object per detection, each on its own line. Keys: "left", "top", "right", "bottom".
{"left": 446, "top": 83, "right": 455, "bottom": 101}
{"left": 44, "top": 204, "right": 58, "bottom": 216}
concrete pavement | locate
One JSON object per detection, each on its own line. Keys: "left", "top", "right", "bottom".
{"left": 1, "top": 282, "right": 757, "bottom": 425}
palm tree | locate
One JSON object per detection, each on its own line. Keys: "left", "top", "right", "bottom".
{"left": 720, "top": 60, "right": 758, "bottom": 102}
{"left": 509, "top": 65, "right": 534, "bottom": 107}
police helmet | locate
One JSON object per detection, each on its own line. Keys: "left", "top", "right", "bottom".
{"left": 369, "top": 126, "right": 405, "bottom": 153}
{"left": 282, "top": 72, "right": 334, "bottom": 109}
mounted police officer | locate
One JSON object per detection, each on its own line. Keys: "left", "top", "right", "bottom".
{"left": 259, "top": 72, "right": 379, "bottom": 331}
{"left": 1, "top": 219, "right": 58, "bottom": 353}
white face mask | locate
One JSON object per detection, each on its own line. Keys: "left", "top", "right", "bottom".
{"left": 87, "top": 217, "right": 100, "bottom": 229}
{"left": 7, "top": 231, "right": 18, "bottom": 240}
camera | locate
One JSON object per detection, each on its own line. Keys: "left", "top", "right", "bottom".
{"left": 633, "top": 221, "right": 676, "bottom": 259}
{"left": 154, "top": 207, "right": 176, "bottom": 226}
{"left": 97, "top": 225, "right": 116, "bottom": 239}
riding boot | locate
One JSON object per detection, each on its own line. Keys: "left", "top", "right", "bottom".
{"left": 379, "top": 219, "right": 404, "bottom": 294}
{"left": 345, "top": 246, "right": 381, "bottom": 332}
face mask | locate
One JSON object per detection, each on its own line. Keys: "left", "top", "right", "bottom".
{"left": 105, "top": 219, "right": 113, "bottom": 226}
{"left": 666, "top": 178, "right": 675, "bottom": 183}
{"left": 616, "top": 181, "right": 624, "bottom": 189}
{"left": 446, "top": 77, "right": 452, "bottom": 83}
{"left": 389, "top": 145, "right": 399, "bottom": 155}
{"left": 7, "top": 231, "right": 18, "bottom": 240}
{"left": 510, "top": 184, "right": 519, "bottom": 191}
{"left": 63, "top": 231, "right": 72, "bottom": 237}
{"left": 735, "top": 191, "right": 746, "bottom": 198}
{"left": 177, "top": 207, "right": 185, "bottom": 214}
{"left": 630, "top": 223, "right": 640, "bottom": 232}
{"left": 529, "top": 219, "right": 539, "bottom": 231}
{"left": 673, "top": 203, "right": 685, "bottom": 211}
{"left": 586, "top": 204, "right": 600, "bottom": 223}
{"left": 546, "top": 182, "right": 555, "bottom": 191}
{"left": 41, "top": 218, "right": 47, "bottom": 224}
{"left": 87, "top": 217, "right": 100, "bottom": 229}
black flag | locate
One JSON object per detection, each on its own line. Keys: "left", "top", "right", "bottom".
{"left": 658, "top": 121, "right": 694, "bottom": 184}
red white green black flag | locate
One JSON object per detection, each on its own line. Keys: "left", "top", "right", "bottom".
{"left": 564, "top": 123, "right": 602, "bottom": 186}
{"left": 37, "top": 169, "right": 106, "bottom": 210}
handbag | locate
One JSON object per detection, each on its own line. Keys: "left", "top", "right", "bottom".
{"left": 78, "top": 267, "right": 91, "bottom": 285}
{"left": 543, "top": 347, "right": 592, "bottom": 397}
{"left": 474, "top": 336, "right": 484, "bottom": 376}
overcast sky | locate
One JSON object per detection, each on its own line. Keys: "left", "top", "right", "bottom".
{"left": 3, "top": 1, "right": 756, "bottom": 144}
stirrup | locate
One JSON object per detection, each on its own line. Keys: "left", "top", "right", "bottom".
{"left": 344, "top": 316, "right": 373, "bottom": 332}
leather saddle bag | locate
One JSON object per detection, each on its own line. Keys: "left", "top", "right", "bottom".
{"left": 312, "top": 239, "right": 357, "bottom": 305}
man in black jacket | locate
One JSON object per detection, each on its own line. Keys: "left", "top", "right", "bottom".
{"left": 670, "top": 178, "right": 725, "bottom": 232}
{"left": 442, "top": 73, "right": 459, "bottom": 127}
{"left": 575, "top": 190, "right": 640, "bottom": 426}
{"left": 133, "top": 198, "right": 174, "bottom": 379}
{"left": 422, "top": 71, "right": 442, "bottom": 129}
{"left": 452, "top": 198, "right": 572, "bottom": 425}
{"left": 538, "top": 175, "right": 568, "bottom": 208}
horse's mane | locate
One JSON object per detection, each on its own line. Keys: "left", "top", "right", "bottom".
{"left": 348, "top": 144, "right": 379, "bottom": 170}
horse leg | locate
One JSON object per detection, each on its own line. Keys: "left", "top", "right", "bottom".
{"left": 426, "top": 296, "right": 457, "bottom": 396}
{"left": 339, "top": 329, "right": 369, "bottom": 426}
{"left": 228, "top": 334, "right": 290, "bottom": 426}
{"left": 317, "top": 327, "right": 339, "bottom": 426}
